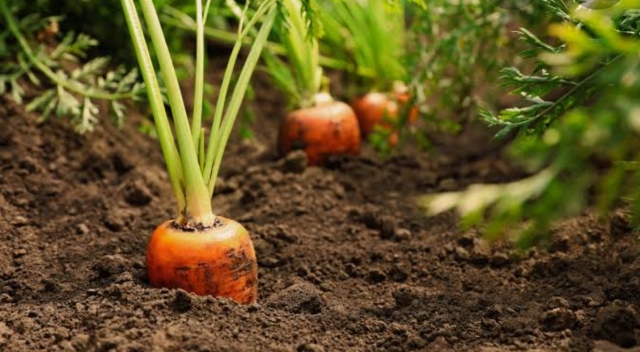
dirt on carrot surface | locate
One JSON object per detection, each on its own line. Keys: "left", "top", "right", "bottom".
{"left": 1, "top": 72, "right": 640, "bottom": 352}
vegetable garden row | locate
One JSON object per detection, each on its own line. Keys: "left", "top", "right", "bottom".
{"left": 2, "top": 0, "right": 640, "bottom": 351}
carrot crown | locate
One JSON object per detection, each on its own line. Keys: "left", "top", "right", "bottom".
{"left": 120, "top": 0, "right": 277, "bottom": 227}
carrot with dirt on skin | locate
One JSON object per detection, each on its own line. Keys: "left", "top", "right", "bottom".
{"left": 120, "top": 0, "right": 277, "bottom": 304}
{"left": 258, "top": 0, "right": 361, "bottom": 166}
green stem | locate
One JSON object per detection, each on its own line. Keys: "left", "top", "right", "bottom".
{"left": 191, "top": 0, "right": 205, "bottom": 152}
{"left": 282, "top": 0, "right": 321, "bottom": 108}
{"left": 1, "top": 5, "right": 138, "bottom": 101}
{"left": 203, "top": 0, "right": 213, "bottom": 25}
{"left": 500, "top": 57, "right": 618, "bottom": 129}
{"left": 139, "top": 0, "right": 214, "bottom": 225}
{"left": 202, "top": 0, "right": 269, "bottom": 183}
{"left": 161, "top": 6, "right": 372, "bottom": 77}
{"left": 119, "top": 0, "right": 186, "bottom": 215}
{"left": 207, "top": 3, "right": 277, "bottom": 195}
{"left": 199, "top": 127, "right": 205, "bottom": 172}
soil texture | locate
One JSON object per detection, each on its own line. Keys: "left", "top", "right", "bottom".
{"left": 1, "top": 75, "right": 640, "bottom": 352}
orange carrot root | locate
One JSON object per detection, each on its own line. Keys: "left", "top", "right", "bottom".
{"left": 351, "top": 92, "right": 418, "bottom": 146}
{"left": 146, "top": 217, "right": 258, "bottom": 304}
{"left": 278, "top": 100, "right": 361, "bottom": 166}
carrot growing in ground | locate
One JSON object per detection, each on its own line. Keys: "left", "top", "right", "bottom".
{"left": 321, "top": 0, "right": 417, "bottom": 147}
{"left": 261, "top": 0, "right": 361, "bottom": 166}
{"left": 120, "top": 0, "right": 277, "bottom": 304}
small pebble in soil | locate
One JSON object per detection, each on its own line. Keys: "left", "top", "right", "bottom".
{"left": 344, "top": 263, "right": 358, "bottom": 278}
{"left": 393, "top": 285, "right": 416, "bottom": 308}
{"left": 490, "top": 252, "right": 510, "bottom": 267}
{"left": 454, "top": 246, "right": 470, "bottom": 262}
{"left": 282, "top": 150, "right": 308, "bottom": 174}
{"left": 609, "top": 211, "right": 632, "bottom": 238}
{"left": 76, "top": 223, "right": 90, "bottom": 235}
{"left": 0, "top": 128, "right": 13, "bottom": 145}
{"left": 297, "top": 343, "right": 325, "bottom": 352}
{"left": 215, "top": 177, "right": 238, "bottom": 194}
{"left": 394, "top": 228, "right": 412, "bottom": 241}
{"left": 363, "top": 210, "right": 392, "bottom": 231}
{"left": 103, "top": 213, "right": 125, "bottom": 232}
{"left": 548, "top": 296, "right": 570, "bottom": 309}
{"left": 0, "top": 293, "right": 12, "bottom": 303}
{"left": 171, "top": 290, "right": 193, "bottom": 312}
{"left": 275, "top": 225, "right": 298, "bottom": 243}
{"left": 540, "top": 307, "right": 577, "bottom": 331}
{"left": 114, "top": 272, "right": 134, "bottom": 283}
{"left": 70, "top": 333, "right": 90, "bottom": 351}
{"left": 457, "top": 232, "right": 475, "bottom": 247}
{"left": 247, "top": 303, "right": 260, "bottom": 313}
{"left": 91, "top": 254, "right": 131, "bottom": 279}
{"left": 266, "top": 282, "right": 325, "bottom": 314}
{"left": 18, "top": 156, "right": 38, "bottom": 173}
{"left": 260, "top": 256, "right": 282, "bottom": 268}
{"left": 549, "top": 235, "right": 570, "bottom": 253}
{"left": 12, "top": 248, "right": 27, "bottom": 258}
{"left": 11, "top": 216, "right": 28, "bottom": 227}
{"left": 111, "top": 152, "right": 134, "bottom": 174}
{"left": 388, "top": 264, "right": 409, "bottom": 282}
{"left": 377, "top": 218, "right": 396, "bottom": 240}
{"left": 485, "top": 304, "right": 504, "bottom": 318}
{"left": 408, "top": 336, "right": 427, "bottom": 349}
{"left": 123, "top": 179, "right": 153, "bottom": 206}
{"left": 41, "top": 279, "right": 58, "bottom": 292}
{"left": 469, "top": 239, "right": 491, "bottom": 265}
{"left": 593, "top": 302, "right": 640, "bottom": 348}
{"left": 366, "top": 269, "right": 386, "bottom": 284}
{"left": 426, "top": 336, "right": 452, "bottom": 351}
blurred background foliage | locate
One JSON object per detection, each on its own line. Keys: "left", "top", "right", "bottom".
{"left": 422, "top": 0, "right": 640, "bottom": 247}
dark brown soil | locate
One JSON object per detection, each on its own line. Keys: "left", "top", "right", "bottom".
{"left": 1, "top": 72, "right": 640, "bottom": 352}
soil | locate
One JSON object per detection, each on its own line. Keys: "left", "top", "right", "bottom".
{"left": 2, "top": 70, "right": 640, "bottom": 352}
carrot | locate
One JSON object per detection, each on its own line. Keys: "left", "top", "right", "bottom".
{"left": 278, "top": 93, "right": 360, "bottom": 166}
{"left": 121, "top": 0, "right": 277, "bottom": 303}
{"left": 320, "top": 0, "right": 416, "bottom": 147}
{"left": 351, "top": 90, "right": 418, "bottom": 146}
{"left": 259, "top": 0, "right": 361, "bottom": 165}
{"left": 147, "top": 217, "right": 257, "bottom": 303}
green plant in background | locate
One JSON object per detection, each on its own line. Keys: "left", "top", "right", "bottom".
{"left": 19, "top": 0, "right": 237, "bottom": 135}
{"left": 260, "top": 0, "right": 324, "bottom": 110}
{"left": 319, "top": 0, "right": 408, "bottom": 94}
{"left": 421, "top": 0, "right": 640, "bottom": 247}
{"left": 405, "top": 0, "right": 534, "bottom": 148}
{"left": 0, "top": 3, "right": 145, "bottom": 133}
{"left": 30, "top": 0, "right": 224, "bottom": 63}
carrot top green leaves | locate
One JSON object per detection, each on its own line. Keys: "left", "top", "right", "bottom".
{"left": 320, "top": 0, "right": 407, "bottom": 93}
{"left": 261, "top": 0, "right": 324, "bottom": 109}
{"left": 120, "top": 0, "right": 277, "bottom": 227}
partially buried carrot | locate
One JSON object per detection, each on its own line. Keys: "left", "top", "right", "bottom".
{"left": 121, "top": 0, "right": 277, "bottom": 304}
{"left": 278, "top": 93, "right": 361, "bottom": 166}
{"left": 147, "top": 217, "right": 257, "bottom": 303}
{"left": 261, "top": 0, "right": 361, "bottom": 166}
{"left": 351, "top": 89, "right": 418, "bottom": 146}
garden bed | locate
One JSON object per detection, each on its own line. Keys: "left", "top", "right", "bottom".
{"left": 1, "top": 75, "right": 639, "bottom": 351}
